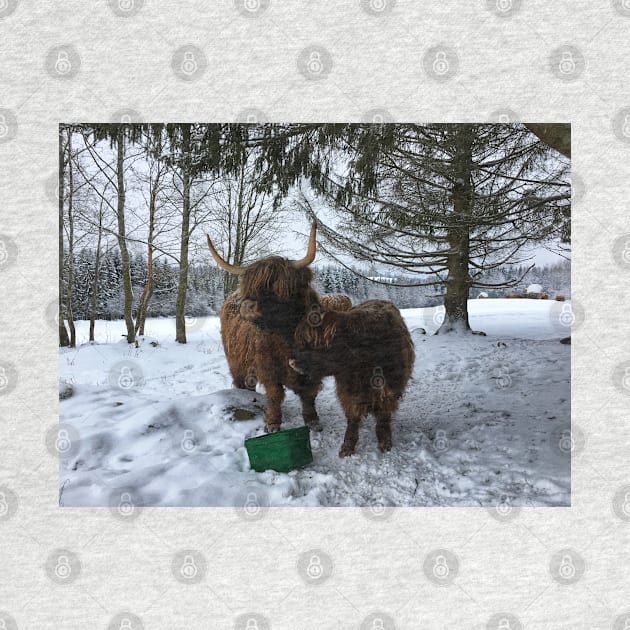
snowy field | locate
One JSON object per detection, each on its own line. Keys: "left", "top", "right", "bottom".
{"left": 58, "top": 299, "right": 571, "bottom": 508}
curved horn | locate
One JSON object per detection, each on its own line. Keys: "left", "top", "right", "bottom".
{"left": 206, "top": 235, "right": 246, "bottom": 275}
{"left": 293, "top": 223, "right": 317, "bottom": 268}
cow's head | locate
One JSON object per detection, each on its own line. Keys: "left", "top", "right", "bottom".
{"left": 207, "top": 224, "right": 318, "bottom": 339}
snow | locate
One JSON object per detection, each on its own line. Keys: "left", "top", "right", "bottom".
{"left": 59, "top": 299, "right": 571, "bottom": 508}
{"left": 527, "top": 283, "right": 543, "bottom": 293}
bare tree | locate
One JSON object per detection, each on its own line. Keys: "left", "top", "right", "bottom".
{"left": 58, "top": 127, "right": 70, "bottom": 347}
{"left": 135, "top": 152, "right": 167, "bottom": 335}
{"left": 88, "top": 196, "right": 106, "bottom": 342}
{"left": 64, "top": 131, "right": 77, "bottom": 347}
{"left": 205, "top": 157, "right": 283, "bottom": 298}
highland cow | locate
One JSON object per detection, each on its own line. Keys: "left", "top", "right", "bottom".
{"left": 208, "top": 225, "right": 351, "bottom": 434}
{"left": 288, "top": 300, "right": 415, "bottom": 457}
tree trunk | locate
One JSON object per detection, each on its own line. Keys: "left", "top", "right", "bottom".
{"left": 438, "top": 125, "right": 475, "bottom": 335}
{"left": 58, "top": 128, "right": 70, "bottom": 347}
{"left": 115, "top": 128, "right": 135, "bottom": 344}
{"left": 135, "top": 166, "right": 159, "bottom": 336}
{"left": 89, "top": 203, "right": 103, "bottom": 342}
{"left": 65, "top": 133, "right": 76, "bottom": 348}
{"left": 175, "top": 124, "right": 192, "bottom": 344}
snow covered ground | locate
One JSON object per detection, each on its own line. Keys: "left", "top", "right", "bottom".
{"left": 58, "top": 299, "right": 571, "bottom": 508}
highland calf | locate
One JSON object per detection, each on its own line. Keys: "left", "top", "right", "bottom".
{"left": 288, "top": 299, "right": 415, "bottom": 457}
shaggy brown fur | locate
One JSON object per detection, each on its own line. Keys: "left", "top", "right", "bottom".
{"left": 220, "top": 291, "right": 322, "bottom": 433}
{"left": 289, "top": 300, "right": 415, "bottom": 457}
{"left": 319, "top": 293, "right": 352, "bottom": 312}
{"left": 218, "top": 253, "right": 353, "bottom": 432}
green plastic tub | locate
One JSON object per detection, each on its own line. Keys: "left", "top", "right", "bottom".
{"left": 245, "top": 426, "right": 313, "bottom": 473}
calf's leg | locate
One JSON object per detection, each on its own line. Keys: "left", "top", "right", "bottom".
{"left": 296, "top": 381, "right": 323, "bottom": 432}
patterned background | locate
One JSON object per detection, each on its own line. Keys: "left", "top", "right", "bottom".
{"left": 1, "top": 1, "right": 629, "bottom": 628}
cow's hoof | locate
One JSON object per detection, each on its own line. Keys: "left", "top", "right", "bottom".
{"left": 378, "top": 440, "right": 392, "bottom": 453}
{"left": 339, "top": 445, "right": 355, "bottom": 457}
{"left": 264, "top": 423, "right": 281, "bottom": 434}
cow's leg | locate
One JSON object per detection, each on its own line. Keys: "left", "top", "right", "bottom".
{"left": 297, "top": 381, "right": 322, "bottom": 432}
{"left": 263, "top": 381, "right": 284, "bottom": 432}
{"left": 375, "top": 413, "right": 392, "bottom": 453}
{"left": 339, "top": 415, "right": 361, "bottom": 457}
